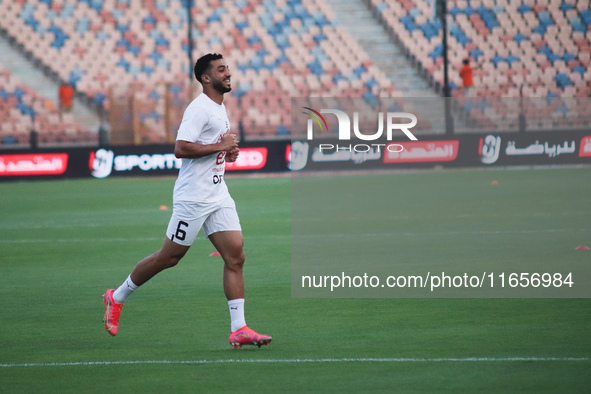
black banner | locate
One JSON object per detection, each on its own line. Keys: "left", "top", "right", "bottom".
{"left": 289, "top": 130, "right": 591, "bottom": 171}
{"left": 0, "top": 141, "right": 291, "bottom": 181}
{"left": 2, "top": 131, "right": 590, "bottom": 181}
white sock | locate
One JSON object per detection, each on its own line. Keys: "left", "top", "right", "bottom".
{"left": 112, "top": 275, "right": 139, "bottom": 304}
{"left": 228, "top": 298, "right": 246, "bottom": 332}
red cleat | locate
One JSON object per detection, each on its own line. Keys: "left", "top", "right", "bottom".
{"left": 229, "top": 326, "right": 272, "bottom": 348}
{"left": 102, "top": 289, "right": 123, "bottom": 336}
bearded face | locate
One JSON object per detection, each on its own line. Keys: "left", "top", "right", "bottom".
{"left": 210, "top": 73, "right": 232, "bottom": 93}
{"left": 205, "top": 59, "right": 232, "bottom": 94}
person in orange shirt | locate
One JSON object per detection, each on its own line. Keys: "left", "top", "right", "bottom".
{"left": 459, "top": 58, "right": 475, "bottom": 97}
{"left": 58, "top": 82, "right": 74, "bottom": 114}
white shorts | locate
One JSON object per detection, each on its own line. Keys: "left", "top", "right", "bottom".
{"left": 166, "top": 196, "right": 241, "bottom": 246}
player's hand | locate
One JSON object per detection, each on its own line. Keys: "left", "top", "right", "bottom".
{"left": 219, "top": 133, "right": 238, "bottom": 152}
{"left": 226, "top": 147, "right": 240, "bottom": 163}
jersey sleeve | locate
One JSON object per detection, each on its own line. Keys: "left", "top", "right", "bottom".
{"left": 176, "top": 105, "right": 208, "bottom": 143}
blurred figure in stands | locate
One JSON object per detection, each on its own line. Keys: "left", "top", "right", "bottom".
{"left": 58, "top": 82, "right": 74, "bottom": 115}
{"left": 459, "top": 58, "right": 475, "bottom": 97}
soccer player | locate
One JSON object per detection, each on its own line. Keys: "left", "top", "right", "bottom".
{"left": 102, "top": 53, "right": 272, "bottom": 348}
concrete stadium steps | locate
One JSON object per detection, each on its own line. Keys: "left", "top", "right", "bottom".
{"left": 324, "top": 0, "right": 462, "bottom": 132}
{"left": 0, "top": 34, "right": 100, "bottom": 133}
{"left": 325, "top": 0, "right": 438, "bottom": 97}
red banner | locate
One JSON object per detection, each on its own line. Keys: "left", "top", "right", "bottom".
{"left": 0, "top": 153, "right": 69, "bottom": 176}
{"left": 383, "top": 140, "right": 459, "bottom": 163}
{"left": 579, "top": 136, "right": 591, "bottom": 157}
{"left": 225, "top": 147, "right": 268, "bottom": 170}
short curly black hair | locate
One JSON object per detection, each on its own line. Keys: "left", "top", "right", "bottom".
{"left": 194, "top": 53, "right": 224, "bottom": 83}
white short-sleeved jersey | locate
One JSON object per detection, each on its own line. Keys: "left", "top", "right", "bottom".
{"left": 173, "top": 93, "right": 231, "bottom": 203}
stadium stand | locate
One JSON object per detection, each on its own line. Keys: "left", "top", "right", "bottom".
{"left": 365, "top": 0, "right": 591, "bottom": 130}
{"left": 1, "top": 0, "right": 589, "bottom": 145}
{"left": 366, "top": 0, "right": 591, "bottom": 98}
{"left": 0, "top": 0, "right": 398, "bottom": 144}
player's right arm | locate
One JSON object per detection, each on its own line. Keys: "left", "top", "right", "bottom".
{"left": 175, "top": 133, "right": 238, "bottom": 159}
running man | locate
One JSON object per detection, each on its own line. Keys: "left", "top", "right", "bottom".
{"left": 102, "top": 53, "right": 272, "bottom": 348}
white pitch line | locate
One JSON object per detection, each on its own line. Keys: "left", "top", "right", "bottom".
{"left": 0, "top": 237, "right": 162, "bottom": 244}
{"left": 1, "top": 357, "right": 589, "bottom": 368}
{"left": 0, "top": 234, "right": 289, "bottom": 244}
{"left": 293, "top": 228, "right": 577, "bottom": 239}
{"left": 0, "top": 229, "right": 582, "bottom": 244}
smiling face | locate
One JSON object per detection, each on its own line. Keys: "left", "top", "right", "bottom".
{"left": 204, "top": 58, "right": 232, "bottom": 94}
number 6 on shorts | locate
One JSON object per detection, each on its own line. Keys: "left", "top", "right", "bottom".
{"left": 174, "top": 221, "right": 189, "bottom": 241}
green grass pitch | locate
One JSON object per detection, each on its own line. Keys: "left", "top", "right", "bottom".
{"left": 0, "top": 166, "right": 590, "bottom": 393}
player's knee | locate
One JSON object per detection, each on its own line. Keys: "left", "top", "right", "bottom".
{"left": 156, "top": 252, "right": 183, "bottom": 269}
{"left": 225, "top": 250, "right": 245, "bottom": 271}
{"left": 165, "top": 256, "right": 182, "bottom": 268}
